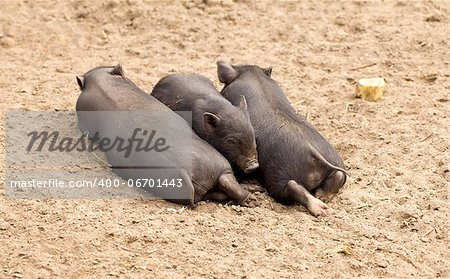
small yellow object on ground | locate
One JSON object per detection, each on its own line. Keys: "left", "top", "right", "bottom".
{"left": 355, "top": 77, "right": 385, "bottom": 101}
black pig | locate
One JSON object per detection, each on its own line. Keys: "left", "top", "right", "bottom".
{"left": 217, "top": 61, "right": 347, "bottom": 216}
{"left": 151, "top": 74, "right": 259, "bottom": 173}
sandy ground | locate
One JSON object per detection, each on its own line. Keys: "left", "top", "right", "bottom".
{"left": 1, "top": 0, "right": 449, "bottom": 278}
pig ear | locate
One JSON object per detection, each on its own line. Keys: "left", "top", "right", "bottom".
{"left": 203, "top": 112, "right": 221, "bottom": 133}
{"left": 76, "top": 76, "right": 85, "bottom": 90}
{"left": 111, "top": 64, "right": 124, "bottom": 77}
{"left": 217, "top": 61, "right": 238, "bottom": 84}
{"left": 263, "top": 67, "right": 272, "bottom": 77}
{"left": 239, "top": 95, "right": 248, "bottom": 111}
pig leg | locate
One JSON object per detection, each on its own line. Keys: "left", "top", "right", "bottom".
{"left": 284, "top": 180, "right": 331, "bottom": 217}
{"left": 217, "top": 172, "right": 253, "bottom": 206}
{"left": 203, "top": 191, "right": 229, "bottom": 202}
{"left": 314, "top": 170, "right": 346, "bottom": 202}
{"left": 240, "top": 183, "right": 265, "bottom": 193}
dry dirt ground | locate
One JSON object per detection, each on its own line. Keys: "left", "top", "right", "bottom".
{"left": 1, "top": 0, "right": 449, "bottom": 278}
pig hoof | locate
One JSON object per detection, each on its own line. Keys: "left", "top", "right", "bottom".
{"left": 308, "top": 198, "right": 331, "bottom": 217}
{"left": 241, "top": 183, "right": 265, "bottom": 193}
{"left": 241, "top": 194, "right": 259, "bottom": 208}
{"left": 314, "top": 189, "right": 333, "bottom": 203}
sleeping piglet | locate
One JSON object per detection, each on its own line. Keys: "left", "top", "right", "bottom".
{"left": 217, "top": 61, "right": 347, "bottom": 216}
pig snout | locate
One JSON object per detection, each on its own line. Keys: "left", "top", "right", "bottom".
{"left": 244, "top": 160, "right": 259, "bottom": 173}
{"left": 238, "top": 155, "right": 259, "bottom": 173}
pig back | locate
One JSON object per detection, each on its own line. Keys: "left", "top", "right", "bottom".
{"left": 151, "top": 73, "right": 219, "bottom": 112}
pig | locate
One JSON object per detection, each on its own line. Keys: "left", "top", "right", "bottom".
{"left": 217, "top": 61, "right": 347, "bottom": 216}
{"left": 75, "top": 65, "right": 254, "bottom": 206}
{"left": 151, "top": 74, "right": 259, "bottom": 173}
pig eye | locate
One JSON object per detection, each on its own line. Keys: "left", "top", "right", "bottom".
{"left": 226, "top": 139, "right": 238, "bottom": 145}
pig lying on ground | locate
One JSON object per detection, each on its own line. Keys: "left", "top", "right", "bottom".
{"left": 151, "top": 74, "right": 259, "bottom": 173}
{"left": 217, "top": 61, "right": 347, "bottom": 216}
{"left": 75, "top": 65, "right": 254, "bottom": 206}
